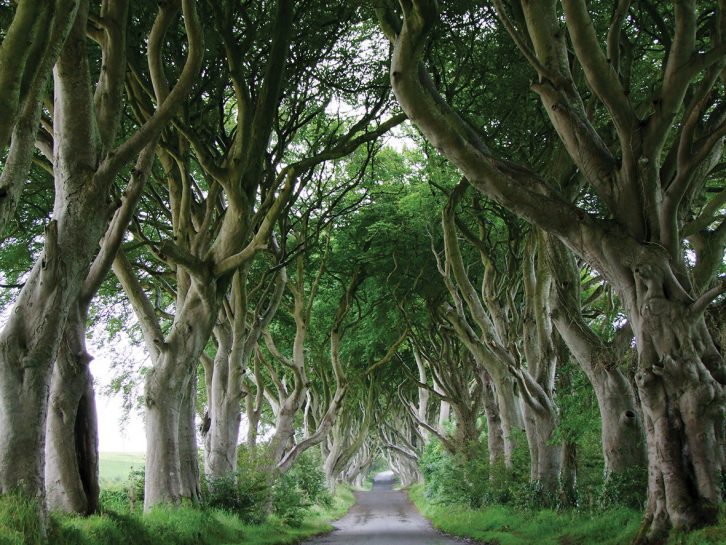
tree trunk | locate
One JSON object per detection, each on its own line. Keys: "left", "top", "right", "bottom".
{"left": 203, "top": 328, "right": 240, "bottom": 480}
{"left": 269, "top": 397, "right": 303, "bottom": 466}
{"left": 595, "top": 370, "right": 646, "bottom": 475}
{"left": 520, "top": 236, "right": 561, "bottom": 496}
{"left": 0, "top": 254, "right": 66, "bottom": 503}
{"left": 145, "top": 373, "right": 185, "bottom": 508}
{"left": 324, "top": 437, "right": 342, "bottom": 491}
{"left": 0, "top": 168, "right": 107, "bottom": 505}
{"left": 144, "top": 366, "right": 202, "bottom": 506}
{"left": 626, "top": 259, "right": 725, "bottom": 542}
{"left": 437, "top": 397, "right": 450, "bottom": 431}
{"left": 522, "top": 402, "right": 561, "bottom": 495}
{"left": 560, "top": 442, "right": 577, "bottom": 508}
{"left": 143, "top": 291, "right": 215, "bottom": 509}
{"left": 246, "top": 397, "right": 261, "bottom": 449}
{"left": 491, "top": 370, "right": 523, "bottom": 469}
{"left": 45, "top": 308, "right": 99, "bottom": 514}
{"left": 178, "top": 368, "right": 200, "bottom": 502}
{"left": 481, "top": 370, "right": 505, "bottom": 467}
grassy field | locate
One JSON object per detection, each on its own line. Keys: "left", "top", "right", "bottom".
{"left": 1, "top": 485, "right": 355, "bottom": 545}
{"left": 408, "top": 483, "right": 726, "bottom": 545}
{"left": 99, "top": 452, "right": 145, "bottom": 487}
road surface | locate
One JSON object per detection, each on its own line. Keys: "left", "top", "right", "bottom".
{"left": 303, "top": 472, "right": 467, "bottom": 545}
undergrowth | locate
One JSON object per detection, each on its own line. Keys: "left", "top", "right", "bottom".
{"left": 409, "top": 484, "right": 726, "bottom": 545}
{"left": 47, "top": 487, "right": 354, "bottom": 545}
{"left": 0, "top": 480, "right": 354, "bottom": 545}
{"left": 410, "top": 482, "right": 638, "bottom": 545}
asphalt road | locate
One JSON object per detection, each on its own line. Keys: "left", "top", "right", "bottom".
{"left": 303, "top": 472, "right": 466, "bottom": 545}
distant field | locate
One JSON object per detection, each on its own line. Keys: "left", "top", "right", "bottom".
{"left": 99, "top": 452, "right": 145, "bottom": 487}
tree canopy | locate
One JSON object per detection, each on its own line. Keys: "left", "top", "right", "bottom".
{"left": 0, "top": 1, "right": 724, "bottom": 544}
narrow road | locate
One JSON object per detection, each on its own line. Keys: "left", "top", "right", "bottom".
{"left": 303, "top": 472, "right": 466, "bottom": 545}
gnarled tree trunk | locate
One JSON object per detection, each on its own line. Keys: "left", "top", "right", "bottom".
{"left": 625, "top": 257, "right": 725, "bottom": 540}
{"left": 143, "top": 284, "right": 215, "bottom": 508}
{"left": 45, "top": 309, "right": 99, "bottom": 514}
{"left": 547, "top": 234, "right": 647, "bottom": 477}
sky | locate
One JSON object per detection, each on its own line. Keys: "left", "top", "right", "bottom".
{"left": 96, "top": 379, "right": 147, "bottom": 453}
{"left": 90, "top": 340, "right": 148, "bottom": 453}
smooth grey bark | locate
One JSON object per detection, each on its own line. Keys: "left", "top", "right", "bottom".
{"left": 343, "top": 444, "right": 374, "bottom": 487}
{"left": 519, "top": 234, "right": 561, "bottom": 493}
{"left": 203, "top": 324, "right": 237, "bottom": 479}
{"left": 179, "top": 369, "right": 201, "bottom": 502}
{"left": 490, "top": 369, "right": 523, "bottom": 469}
{"left": 45, "top": 108, "right": 160, "bottom": 516}
{"left": 203, "top": 265, "right": 285, "bottom": 482}
{"left": 434, "top": 382, "right": 450, "bottom": 432}
{"left": 127, "top": 272, "right": 216, "bottom": 508}
{"left": 243, "top": 355, "right": 265, "bottom": 449}
{"left": 0, "top": 0, "right": 102, "bottom": 502}
{"left": 44, "top": 309, "right": 99, "bottom": 515}
{"left": 323, "top": 383, "right": 375, "bottom": 488}
{"left": 413, "top": 347, "right": 431, "bottom": 442}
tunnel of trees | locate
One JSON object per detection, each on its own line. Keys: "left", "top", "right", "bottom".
{"left": 0, "top": 1, "right": 724, "bottom": 544}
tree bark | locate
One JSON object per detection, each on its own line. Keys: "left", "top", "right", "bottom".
{"left": 204, "top": 325, "right": 239, "bottom": 480}
{"left": 44, "top": 309, "right": 99, "bottom": 514}
{"left": 481, "top": 369, "right": 505, "bottom": 467}
{"left": 142, "top": 282, "right": 216, "bottom": 509}
{"left": 627, "top": 257, "right": 724, "bottom": 540}
{"left": 0, "top": 0, "right": 79, "bottom": 234}
{"left": 0, "top": 1, "right": 107, "bottom": 503}
{"left": 179, "top": 368, "right": 201, "bottom": 503}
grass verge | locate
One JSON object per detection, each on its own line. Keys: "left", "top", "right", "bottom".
{"left": 408, "top": 483, "right": 641, "bottom": 545}
{"left": 0, "top": 486, "right": 354, "bottom": 545}
{"left": 408, "top": 484, "right": 726, "bottom": 545}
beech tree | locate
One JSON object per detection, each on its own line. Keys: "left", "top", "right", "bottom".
{"left": 0, "top": 0, "right": 202, "bottom": 519}
{"left": 113, "top": 0, "right": 402, "bottom": 508}
{"left": 377, "top": 0, "right": 726, "bottom": 539}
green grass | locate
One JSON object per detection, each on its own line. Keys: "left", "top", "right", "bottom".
{"left": 98, "top": 452, "right": 145, "bottom": 486}
{"left": 666, "top": 509, "right": 726, "bottom": 545}
{"left": 409, "top": 483, "right": 641, "bottom": 545}
{"left": 0, "top": 485, "right": 354, "bottom": 545}
{"left": 0, "top": 492, "right": 44, "bottom": 545}
{"left": 408, "top": 484, "right": 726, "bottom": 545}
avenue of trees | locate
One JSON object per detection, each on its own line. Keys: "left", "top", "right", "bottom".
{"left": 0, "top": 1, "right": 724, "bottom": 544}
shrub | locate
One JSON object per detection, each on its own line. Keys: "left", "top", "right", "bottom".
{"left": 271, "top": 472, "right": 305, "bottom": 527}
{"left": 203, "top": 466, "right": 270, "bottom": 524}
{"left": 598, "top": 466, "right": 647, "bottom": 510}
{"left": 283, "top": 450, "right": 332, "bottom": 509}
{"left": 420, "top": 439, "right": 490, "bottom": 508}
{"left": 201, "top": 446, "right": 337, "bottom": 526}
